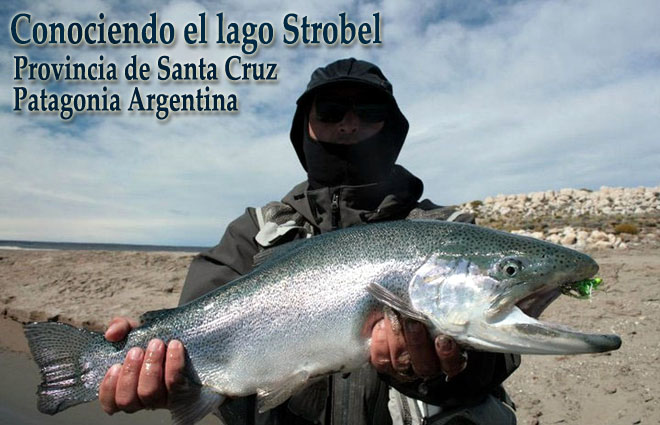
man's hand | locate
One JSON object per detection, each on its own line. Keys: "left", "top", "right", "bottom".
{"left": 370, "top": 315, "right": 467, "bottom": 381}
{"left": 99, "top": 317, "right": 187, "bottom": 415}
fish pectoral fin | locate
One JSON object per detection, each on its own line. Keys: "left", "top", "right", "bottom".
{"left": 256, "top": 370, "right": 310, "bottom": 413}
{"left": 366, "top": 283, "right": 430, "bottom": 325}
{"left": 170, "top": 385, "right": 225, "bottom": 425}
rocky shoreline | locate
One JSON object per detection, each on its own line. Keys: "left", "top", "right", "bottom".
{"left": 459, "top": 186, "right": 660, "bottom": 250}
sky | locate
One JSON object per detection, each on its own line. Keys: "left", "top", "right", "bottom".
{"left": 1, "top": 0, "right": 659, "bottom": 246}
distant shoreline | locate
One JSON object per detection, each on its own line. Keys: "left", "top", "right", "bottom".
{"left": 0, "top": 240, "right": 207, "bottom": 253}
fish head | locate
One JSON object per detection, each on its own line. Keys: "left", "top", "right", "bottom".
{"left": 408, "top": 224, "right": 621, "bottom": 355}
{"left": 483, "top": 238, "right": 599, "bottom": 317}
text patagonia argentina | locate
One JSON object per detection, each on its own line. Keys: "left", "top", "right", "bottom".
{"left": 10, "top": 12, "right": 381, "bottom": 121}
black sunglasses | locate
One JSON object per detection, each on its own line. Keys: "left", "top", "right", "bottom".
{"left": 314, "top": 98, "right": 390, "bottom": 123}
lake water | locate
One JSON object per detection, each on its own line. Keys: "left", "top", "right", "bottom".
{"left": 0, "top": 240, "right": 206, "bottom": 253}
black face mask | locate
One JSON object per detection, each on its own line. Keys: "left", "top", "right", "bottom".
{"left": 302, "top": 122, "right": 399, "bottom": 188}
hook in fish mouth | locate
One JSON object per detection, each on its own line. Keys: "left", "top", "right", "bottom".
{"left": 516, "top": 277, "right": 603, "bottom": 318}
{"left": 560, "top": 277, "right": 603, "bottom": 299}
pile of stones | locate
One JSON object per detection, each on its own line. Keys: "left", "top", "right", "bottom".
{"left": 459, "top": 186, "right": 660, "bottom": 249}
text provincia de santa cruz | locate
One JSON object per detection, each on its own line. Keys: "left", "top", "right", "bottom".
{"left": 10, "top": 11, "right": 382, "bottom": 121}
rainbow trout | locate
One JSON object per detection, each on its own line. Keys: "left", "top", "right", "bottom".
{"left": 24, "top": 220, "right": 621, "bottom": 424}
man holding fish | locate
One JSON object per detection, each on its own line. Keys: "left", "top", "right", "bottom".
{"left": 99, "top": 58, "right": 522, "bottom": 424}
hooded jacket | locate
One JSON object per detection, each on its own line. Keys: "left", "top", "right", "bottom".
{"left": 179, "top": 59, "right": 518, "bottom": 425}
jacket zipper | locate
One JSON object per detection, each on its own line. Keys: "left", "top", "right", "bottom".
{"left": 331, "top": 190, "right": 340, "bottom": 230}
{"left": 399, "top": 391, "right": 413, "bottom": 425}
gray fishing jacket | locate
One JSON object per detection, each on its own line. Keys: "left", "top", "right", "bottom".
{"left": 179, "top": 169, "right": 519, "bottom": 425}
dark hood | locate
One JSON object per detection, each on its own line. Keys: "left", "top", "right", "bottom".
{"left": 290, "top": 58, "right": 410, "bottom": 172}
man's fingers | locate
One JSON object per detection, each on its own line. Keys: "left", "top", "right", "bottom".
{"left": 164, "top": 340, "right": 187, "bottom": 393}
{"left": 371, "top": 319, "right": 464, "bottom": 381}
{"left": 99, "top": 364, "right": 121, "bottom": 415}
{"left": 370, "top": 320, "right": 393, "bottom": 375}
{"left": 137, "top": 339, "right": 167, "bottom": 408}
{"left": 384, "top": 315, "right": 410, "bottom": 372}
{"left": 403, "top": 320, "right": 441, "bottom": 378}
{"left": 435, "top": 336, "right": 468, "bottom": 379}
{"left": 105, "top": 317, "right": 138, "bottom": 342}
{"left": 114, "top": 348, "right": 145, "bottom": 413}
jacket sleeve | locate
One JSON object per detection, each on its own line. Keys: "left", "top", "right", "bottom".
{"left": 178, "top": 209, "right": 261, "bottom": 306}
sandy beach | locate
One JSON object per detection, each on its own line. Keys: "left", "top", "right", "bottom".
{"left": 1, "top": 245, "right": 659, "bottom": 425}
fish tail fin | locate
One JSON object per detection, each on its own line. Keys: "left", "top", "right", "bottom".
{"left": 23, "top": 322, "right": 110, "bottom": 414}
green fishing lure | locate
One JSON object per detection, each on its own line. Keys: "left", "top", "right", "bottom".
{"left": 561, "top": 277, "right": 603, "bottom": 299}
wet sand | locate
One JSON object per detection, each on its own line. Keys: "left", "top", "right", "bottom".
{"left": 1, "top": 247, "right": 659, "bottom": 424}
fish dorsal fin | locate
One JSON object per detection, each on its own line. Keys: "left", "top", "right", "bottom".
{"left": 139, "top": 307, "right": 178, "bottom": 326}
{"left": 252, "top": 238, "right": 309, "bottom": 269}
{"left": 365, "top": 283, "right": 430, "bottom": 325}
{"left": 256, "top": 370, "right": 311, "bottom": 413}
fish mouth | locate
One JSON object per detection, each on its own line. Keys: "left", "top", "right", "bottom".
{"left": 504, "top": 279, "right": 622, "bottom": 354}
{"left": 516, "top": 286, "right": 562, "bottom": 319}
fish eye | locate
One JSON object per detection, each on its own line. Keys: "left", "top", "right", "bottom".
{"left": 500, "top": 259, "right": 523, "bottom": 277}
